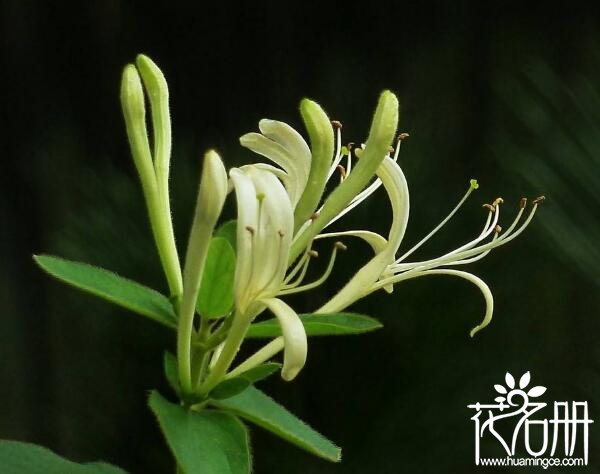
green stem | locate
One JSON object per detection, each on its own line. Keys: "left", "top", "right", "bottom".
{"left": 197, "top": 311, "right": 250, "bottom": 395}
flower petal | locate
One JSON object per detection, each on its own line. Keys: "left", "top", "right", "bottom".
{"left": 260, "top": 298, "right": 307, "bottom": 381}
{"left": 318, "top": 156, "right": 409, "bottom": 312}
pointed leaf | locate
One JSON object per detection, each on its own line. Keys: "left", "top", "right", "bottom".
{"left": 238, "top": 363, "right": 282, "bottom": 383}
{"left": 215, "top": 220, "right": 237, "bottom": 251}
{"left": 34, "top": 255, "right": 176, "bottom": 328}
{"left": 505, "top": 372, "right": 515, "bottom": 389}
{"left": 519, "top": 371, "right": 531, "bottom": 389}
{"left": 163, "top": 351, "right": 180, "bottom": 396}
{"left": 0, "top": 440, "right": 126, "bottom": 473}
{"left": 245, "top": 313, "right": 382, "bottom": 338}
{"left": 494, "top": 384, "right": 507, "bottom": 394}
{"left": 494, "top": 397, "right": 505, "bottom": 403}
{"left": 149, "top": 391, "right": 251, "bottom": 474}
{"left": 209, "top": 378, "right": 251, "bottom": 400}
{"left": 527, "top": 386, "right": 547, "bottom": 398}
{"left": 213, "top": 386, "right": 341, "bottom": 462}
{"left": 196, "top": 237, "right": 236, "bottom": 319}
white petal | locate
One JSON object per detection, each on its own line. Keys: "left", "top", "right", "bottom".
{"left": 318, "top": 157, "right": 409, "bottom": 312}
{"left": 229, "top": 168, "right": 259, "bottom": 312}
{"left": 505, "top": 372, "right": 515, "bottom": 389}
{"left": 246, "top": 167, "right": 294, "bottom": 294}
{"left": 261, "top": 298, "right": 307, "bottom": 381}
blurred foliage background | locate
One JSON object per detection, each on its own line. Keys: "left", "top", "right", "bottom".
{"left": 2, "top": 2, "right": 600, "bottom": 472}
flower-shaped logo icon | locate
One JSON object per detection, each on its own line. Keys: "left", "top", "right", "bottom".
{"left": 493, "top": 371, "right": 546, "bottom": 404}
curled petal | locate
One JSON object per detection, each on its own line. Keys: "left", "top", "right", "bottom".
{"left": 261, "top": 298, "right": 307, "bottom": 381}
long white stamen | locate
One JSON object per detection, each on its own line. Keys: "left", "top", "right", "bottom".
{"left": 379, "top": 201, "right": 541, "bottom": 285}
{"left": 391, "top": 199, "right": 501, "bottom": 271}
{"left": 326, "top": 125, "right": 344, "bottom": 180}
{"left": 282, "top": 250, "right": 317, "bottom": 289}
{"left": 284, "top": 245, "right": 312, "bottom": 284}
{"left": 395, "top": 180, "right": 478, "bottom": 264}
{"left": 346, "top": 144, "right": 353, "bottom": 175}
{"left": 279, "top": 242, "right": 345, "bottom": 295}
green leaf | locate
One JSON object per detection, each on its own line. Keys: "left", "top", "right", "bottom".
{"left": 34, "top": 255, "right": 176, "bottom": 328}
{"left": 209, "top": 377, "right": 251, "bottom": 400}
{"left": 238, "top": 362, "right": 282, "bottom": 383}
{"left": 196, "top": 238, "right": 235, "bottom": 319}
{"left": 214, "top": 219, "right": 237, "bottom": 251}
{"left": 246, "top": 312, "right": 382, "bottom": 338}
{"left": 0, "top": 440, "right": 127, "bottom": 473}
{"left": 149, "top": 391, "right": 251, "bottom": 474}
{"left": 213, "top": 386, "right": 341, "bottom": 462}
{"left": 163, "top": 351, "right": 180, "bottom": 396}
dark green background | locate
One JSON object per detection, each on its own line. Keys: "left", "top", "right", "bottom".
{"left": 2, "top": 2, "right": 600, "bottom": 472}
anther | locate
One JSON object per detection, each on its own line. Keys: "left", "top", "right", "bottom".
{"left": 519, "top": 197, "right": 528, "bottom": 209}
{"left": 482, "top": 204, "right": 495, "bottom": 212}
{"left": 331, "top": 120, "right": 342, "bottom": 129}
{"left": 347, "top": 142, "right": 355, "bottom": 153}
{"left": 334, "top": 241, "right": 347, "bottom": 251}
{"left": 308, "top": 250, "right": 319, "bottom": 258}
{"left": 398, "top": 132, "right": 410, "bottom": 140}
{"left": 532, "top": 195, "right": 546, "bottom": 205}
{"left": 277, "top": 230, "right": 285, "bottom": 238}
{"left": 493, "top": 197, "right": 504, "bottom": 206}
{"left": 245, "top": 225, "right": 255, "bottom": 235}
{"left": 495, "top": 225, "right": 502, "bottom": 234}
{"left": 388, "top": 146, "right": 395, "bottom": 154}
{"left": 337, "top": 164, "right": 347, "bottom": 179}
{"left": 310, "top": 212, "right": 320, "bottom": 221}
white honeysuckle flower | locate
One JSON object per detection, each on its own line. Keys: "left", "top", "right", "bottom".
{"left": 226, "top": 93, "right": 543, "bottom": 378}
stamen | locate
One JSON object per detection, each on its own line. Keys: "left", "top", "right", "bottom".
{"left": 346, "top": 143, "right": 353, "bottom": 174}
{"left": 331, "top": 120, "right": 342, "bottom": 129}
{"left": 279, "top": 243, "right": 343, "bottom": 295}
{"left": 282, "top": 249, "right": 318, "bottom": 289}
{"left": 394, "top": 180, "right": 479, "bottom": 264}
{"left": 532, "top": 195, "right": 546, "bottom": 204}
{"left": 245, "top": 225, "right": 255, "bottom": 235}
{"left": 519, "top": 197, "right": 527, "bottom": 209}
{"left": 393, "top": 133, "right": 409, "bottom": 161}
{"left": 310, "top": 212, "right": 319, "bottom": 221}
{"left": 482, "top": 203, "right": 495, "bottom": 212}
{"left": 284, "top": 246, "right": 312, "bottom": 284}
{"left": 392, "top": 198, "right": 500, "bottom": 271}
{"left": 337, "top": 164, "right": 347, "bottom": 180}
{"left": 326, "top": 125, "right": 344, "bottom": 180}
{"left": 387, "top": 199, "right": 539, "bottom": 277}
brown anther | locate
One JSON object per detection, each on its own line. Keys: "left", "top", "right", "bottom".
{"left": 495, "top": 225, "right": 502, "bottom": 234}
{"left": 519, "top": 197, "right": 528, "bottom": 209}
{"left": 310, "top": 212, "right": 320, "bottom": 221}
{"left": 493, "top": 197, "right": 504, "bottom": 206}
{"left": 277, "top": 230, "right": 285, "bottom": 238}
{"left": 482, "top": 203, "right": 495, "bottom": 212}
{"left": 334, "top": 241, "right": 347, "bottom": 251}
{"left": 337, "top": 164, "right": 347, "bottom": 179}
{"left": 388, "top": 146, "right": 395, "bottom": 154}
{"left": 331, "top": 120, "right": 342, "bottom": 129}
{"left": 532, "top": 195, "right": 546, "bottom": 205}
{"left": 308, "top": 250, "right": 319, "bottom": 258}
{"left": 398, "top": 132, "right": 410, "bottom": 140}
{"left": 245, "top": 225, "right": 255, "bottom": 235}
{"left": 347, "top": 142, "right": 355, "bottom": 151}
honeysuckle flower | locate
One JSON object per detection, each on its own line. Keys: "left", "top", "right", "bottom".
{"left": 225, "top": 91, "right": 543, "bottom": 379}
